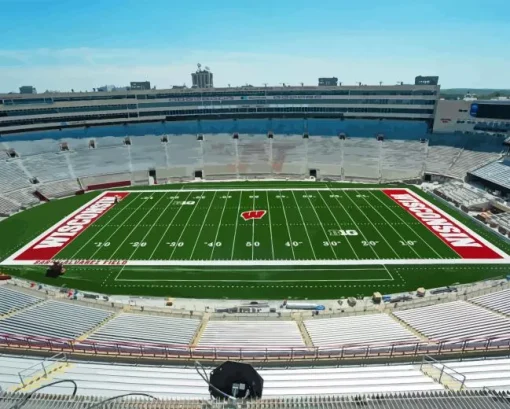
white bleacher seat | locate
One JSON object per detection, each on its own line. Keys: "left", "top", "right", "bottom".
{"left": 0, "top": 355, "right": 48, "bottom": 390}
{"left": 0, "top": 196, "right": 21, "bottom": 216}
{"left": 271, "top": 135, "right": 307, "bottom": 175}
{"left": 425, "top": 146, "right": 460, "bottom": 176}
{"left": 27, "top": 361, "right": 443, "bottom": 398}
{"left": 203, "top": 133, "right": 237, "bottom": 176}
{"left": 79, "top": 173, "right": 131, "bottom": 189}
{"left": 435, "top": 358, "right": 510, "bottom": 390}
{"left": 343, "top": 138, "right": 380, "bottom": 179}
{"left": 22, "top": 153, "right": 72, "bottom": 183}
{"left": 381, "top": 140, "right": 425, "bottom": 181}
{"left": 130, "top": 134, "right": 168, "bottom": 171}
{"left": 0, "top": 286, "right": 42, "bottom": 316}
{"left": 434, "top": 182, "right": 488, "bottom": 209}
{"left": 87, "top": 313, "right": 200, "bottom": 345}
{"left": 198, "top": 320, "right": 305, "bottom": 347}
{"left": 0, "top": 300, "right": 112, "bottom": 339}
{"left": 449, "top": 150, "right": 502, "bottom": 178}
{"left": 38, "top": 179, "right": 81, "bottom": 198}
{"left": 237, "top": 135, "right": 271, "bottom": 174}
{"left": 304, "top": 313, "right": 419, "bottom": 347}
{"left": 471, "top": 288, "right": 510, "bottom": 316}
{"left": 308, "top": 136, "right": 342, "bottom": 176}
{"left": 0, "top": 160, "right": 30, "bottom": 192}
{"left": 71, "top": 146, "right": 130, "bottom": 177}
{"left": 393, "top": 300, "right": 510, "bottom": 341}
{"left": 4, "top": 188, "right": 39, "bottom": 207}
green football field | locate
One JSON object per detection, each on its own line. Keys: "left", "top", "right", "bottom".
{"left": 1, "top": 181, "right": 510, "bottom": 299}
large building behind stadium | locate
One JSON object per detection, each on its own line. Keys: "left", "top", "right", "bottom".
{"left": 1, "top": 74, "right": 510, "bottom": 408}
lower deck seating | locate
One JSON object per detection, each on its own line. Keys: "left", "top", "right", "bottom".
{"left": 0, "top": 196, "right": 20, "bottom": 216}
{"left": 0, "top": 355, "right": 47, "bottom": 390}
{"left": 87, "top": 313, "right": 200, "bottom": 345}
{"left": 471, "top": 288, "right": 510, "bottom": 316}
{"left": 26, "top": 360, "right": 443, "bottom": 398}
{"left": 393, "top": 301, "right": 510, "bottom": 341}
{"left": 436, "top": 358, "right": 510, "bottom": 390}
{"left": 3, "top": 188, "right": 39, "bottom": 207}
{"left": 0, "top": 300, "right": 113, "bottom": 339}
{"left": 0, "top": 286, "right": 42, "bottom": 316}
{"left": 198, "top": 320, "right": 305, "bottom": 348}
{"left": 38, "top": 179, "right": 81, "bottom": 198}
{"left": 304, "top": 313, "right": 419, "bottom": 347}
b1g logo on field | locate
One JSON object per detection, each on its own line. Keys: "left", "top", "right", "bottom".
{"left": 241, "top": 210, "right": 267, "bottom": 221}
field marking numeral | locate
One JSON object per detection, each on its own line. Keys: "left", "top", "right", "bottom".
{"left": 275, "top": 195, "right": 286, "bottom": 199}
{"left": 356, "top": 194, "right": 368, "bottom": 198}
{"left": 362, "top": 241, "right": 378, "bottom": 247}
{"left": 130, "top": 242, "right": 147, "bottom": 247}
{"left": 323, "top": 241, "right": 339, "bottom": 246}
{"left": 249, "top": 195, "right": 259, "bottom": 199}
{"left": 246, "top": 241, "right": 260, "bottom": 247}
{"left": 400, "top": 240, "right": 417, "bottom": 246}
{"left": 302, "top": 194, "right": 315, "bottom": 198}
{"left": 328, "top": 229, "right": 358, "bottom": 236}
{"left": 94, "top": 242, "right": 110, "bottom": 247}
{"left": 142, "top": 196, "right": 153, "bottom": 200}
{"left": 166, "top": 242, "right": 184, "bottom": 247}
{"left": 205, "top": 242, "right": 222, "bottom": 247}
{"left": 168, "top": 196, "right": 180, "bottom": 199}
{"left": 285, "top": 241, "right": 303, "bottom": 247}
{"left": 220, "top": 195, "right": 232, "bottom": 199}
{"left": 329, "top": 194, "right": 339, "bottom": 198}
{"left": 194, "top": 195, "right": 206, "bottom": 199}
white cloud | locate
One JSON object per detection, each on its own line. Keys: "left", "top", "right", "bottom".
{"left": 0, "top": 48, "right": 509, "bottom": 92}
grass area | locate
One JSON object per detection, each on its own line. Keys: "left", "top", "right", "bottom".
{"left": 1, "top": 181, "right": 509, "bottom": 299}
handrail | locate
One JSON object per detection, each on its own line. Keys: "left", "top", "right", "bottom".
{"left": 2, "top": 332, "right": 510, "bottom": 361}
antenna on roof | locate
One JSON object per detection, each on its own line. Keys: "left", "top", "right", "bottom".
{"left": 205, "top": 66, "right": 210, "bottom": 71}
{"left": 197, "top": 63, "right": 202, "bottom": 71}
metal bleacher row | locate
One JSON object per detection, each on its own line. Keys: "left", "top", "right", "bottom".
{"left": 3, "top": 285, "right": 510, "bottom": 397}
{"left": 3, "top": 285, "right": 510, "bottom": 353}
{"left": 0, "top": 133, "right": 505, "bottom": 214}
{"left": 434, "top": 182, "right": 489, "bottom": 210}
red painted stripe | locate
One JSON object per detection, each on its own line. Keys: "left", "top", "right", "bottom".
{"left": 382, "top": 189, "right": 502, "bottom": 259}
{"left": 15, "top": 192, "right": 130, "bottom": 261}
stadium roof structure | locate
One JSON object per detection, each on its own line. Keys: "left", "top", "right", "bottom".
{"left": 469, "top": 161, "right": 510, "bottom": 191}
{"left": 2, "top": 391, "right": 510, "bottom": 409}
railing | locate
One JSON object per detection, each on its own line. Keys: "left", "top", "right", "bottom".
{"left": 17, "top": 352, "right": 67, "bottom": 387}
{"left": 420, "top": 355, "right": 466, "bottom": 390}
{"left": 2, "top": 333, "right": 510, "bottom": 362}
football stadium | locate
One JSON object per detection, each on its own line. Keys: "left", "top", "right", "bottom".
{"left": 1, "top": 77, "right": 510, "bottom": 407}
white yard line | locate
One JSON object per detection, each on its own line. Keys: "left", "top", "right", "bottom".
{"left": 189, "top": 191, "right": 218, "bottom": 259}
{"left": 69, "top": 193, "right": 143, "bottom": 259}
{"left": 316, "top": 190, "right": 360, "bottom": 260}
{"left": 326, "top": 190, "right": 382, "bottom": 259}
{"left": 86, "top": 194, "right": 149, "bottom": 260}
{"left": 210, "top": 191, "right": 230, "bottom": 260}
{"left": 107, "top": 192, "right": 169, "bottom": 260}
{"left": 279, "top": 190, "right": 296, "bottom": 259}
{"left": 266, "top": 191, "right": 276, "bottom": 260}
{"left": 383, "top": 264, "right": 395, "bottom": 281}
{"left": 290, "top": 191, "right": 317, "bottom": 260}
{"left": 230, "top": 191, "right": 243, "bottom": 260}
{"left": 304, "top": 193, "right": 338, "bottom": 259}
{"left": 123, "top": 192, "right": 182, "bottom": 261}
{"left": 355, "top": 190, "right": 422, "bottom": 259}
{"left": 169, "top": 193, "right": 206, "bottom": 260}
{"left": 342, "top": 191, "right": 400, "bottom": 259}
{"left": 251, "top": 191, "right": 256, "bottom": 260}
{"left": 367, "top": 190, "right": 444, "bottom": 259}
{"left": 148, "top": 191, "right": 193, "bottom": 260}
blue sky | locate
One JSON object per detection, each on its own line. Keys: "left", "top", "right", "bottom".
{"left": 1, "top": 0, "right": 509, "bottom": 92}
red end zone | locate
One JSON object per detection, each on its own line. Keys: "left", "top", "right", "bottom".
{"left": 382, "top": 189, "right": 502, "bottom": 259}
{"left": 14, "top": 192, "right": 130, "bottom": 261}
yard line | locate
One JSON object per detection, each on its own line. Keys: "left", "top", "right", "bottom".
{"left": 169, "top": 193, "right": 205, "bottom": 260}
{"left": 210, "top": 191, "right": 230, "bottom": 260}
{"left": 279, "top": 190, "right": 296, "bottom": 259}
{"left": 107, "top": 192, "right": 169, "bottom": 260}
{"left": 252, "top": 191, "right": 256, "bottom": 260}
{"left": 326, "top": 190, "right": 382, "bottom": 259}
{"left": 265, "top": 191, "right": 275, "bottom": 259}
{"left": 367, "top": 190, "right": 444, "bottom": 259}
{"left": 355, "top": 190, "right": 421, "bottom": 259}
{"left": 342, "top": 191, "right": 400, "bottom": 258}
{"left": 304, "top": 193, "right": 337, "bottom": 259}
{"left": 148, "top": 191, "right": 194, "bottom": 260}
{"left": 69, "top": 193, "right": 143, "bottom": 259}
{"left": 316, "top": 190, "right": 359, "bottom": 260}
{"left": 189, "top": 191, "right": 218, "bottom": 259}
{"left": 123, "top": 192, "right": 182, "bottom": 261}
{"left": 230, "top": 191, "right": 243, "bottom": 260}
{"left": 290, "top": 191, "right": 316, "bottom": 260}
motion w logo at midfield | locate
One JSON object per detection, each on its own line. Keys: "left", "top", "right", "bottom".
{"left": 241, "top": 210, "right": 267, "bottom": 221}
